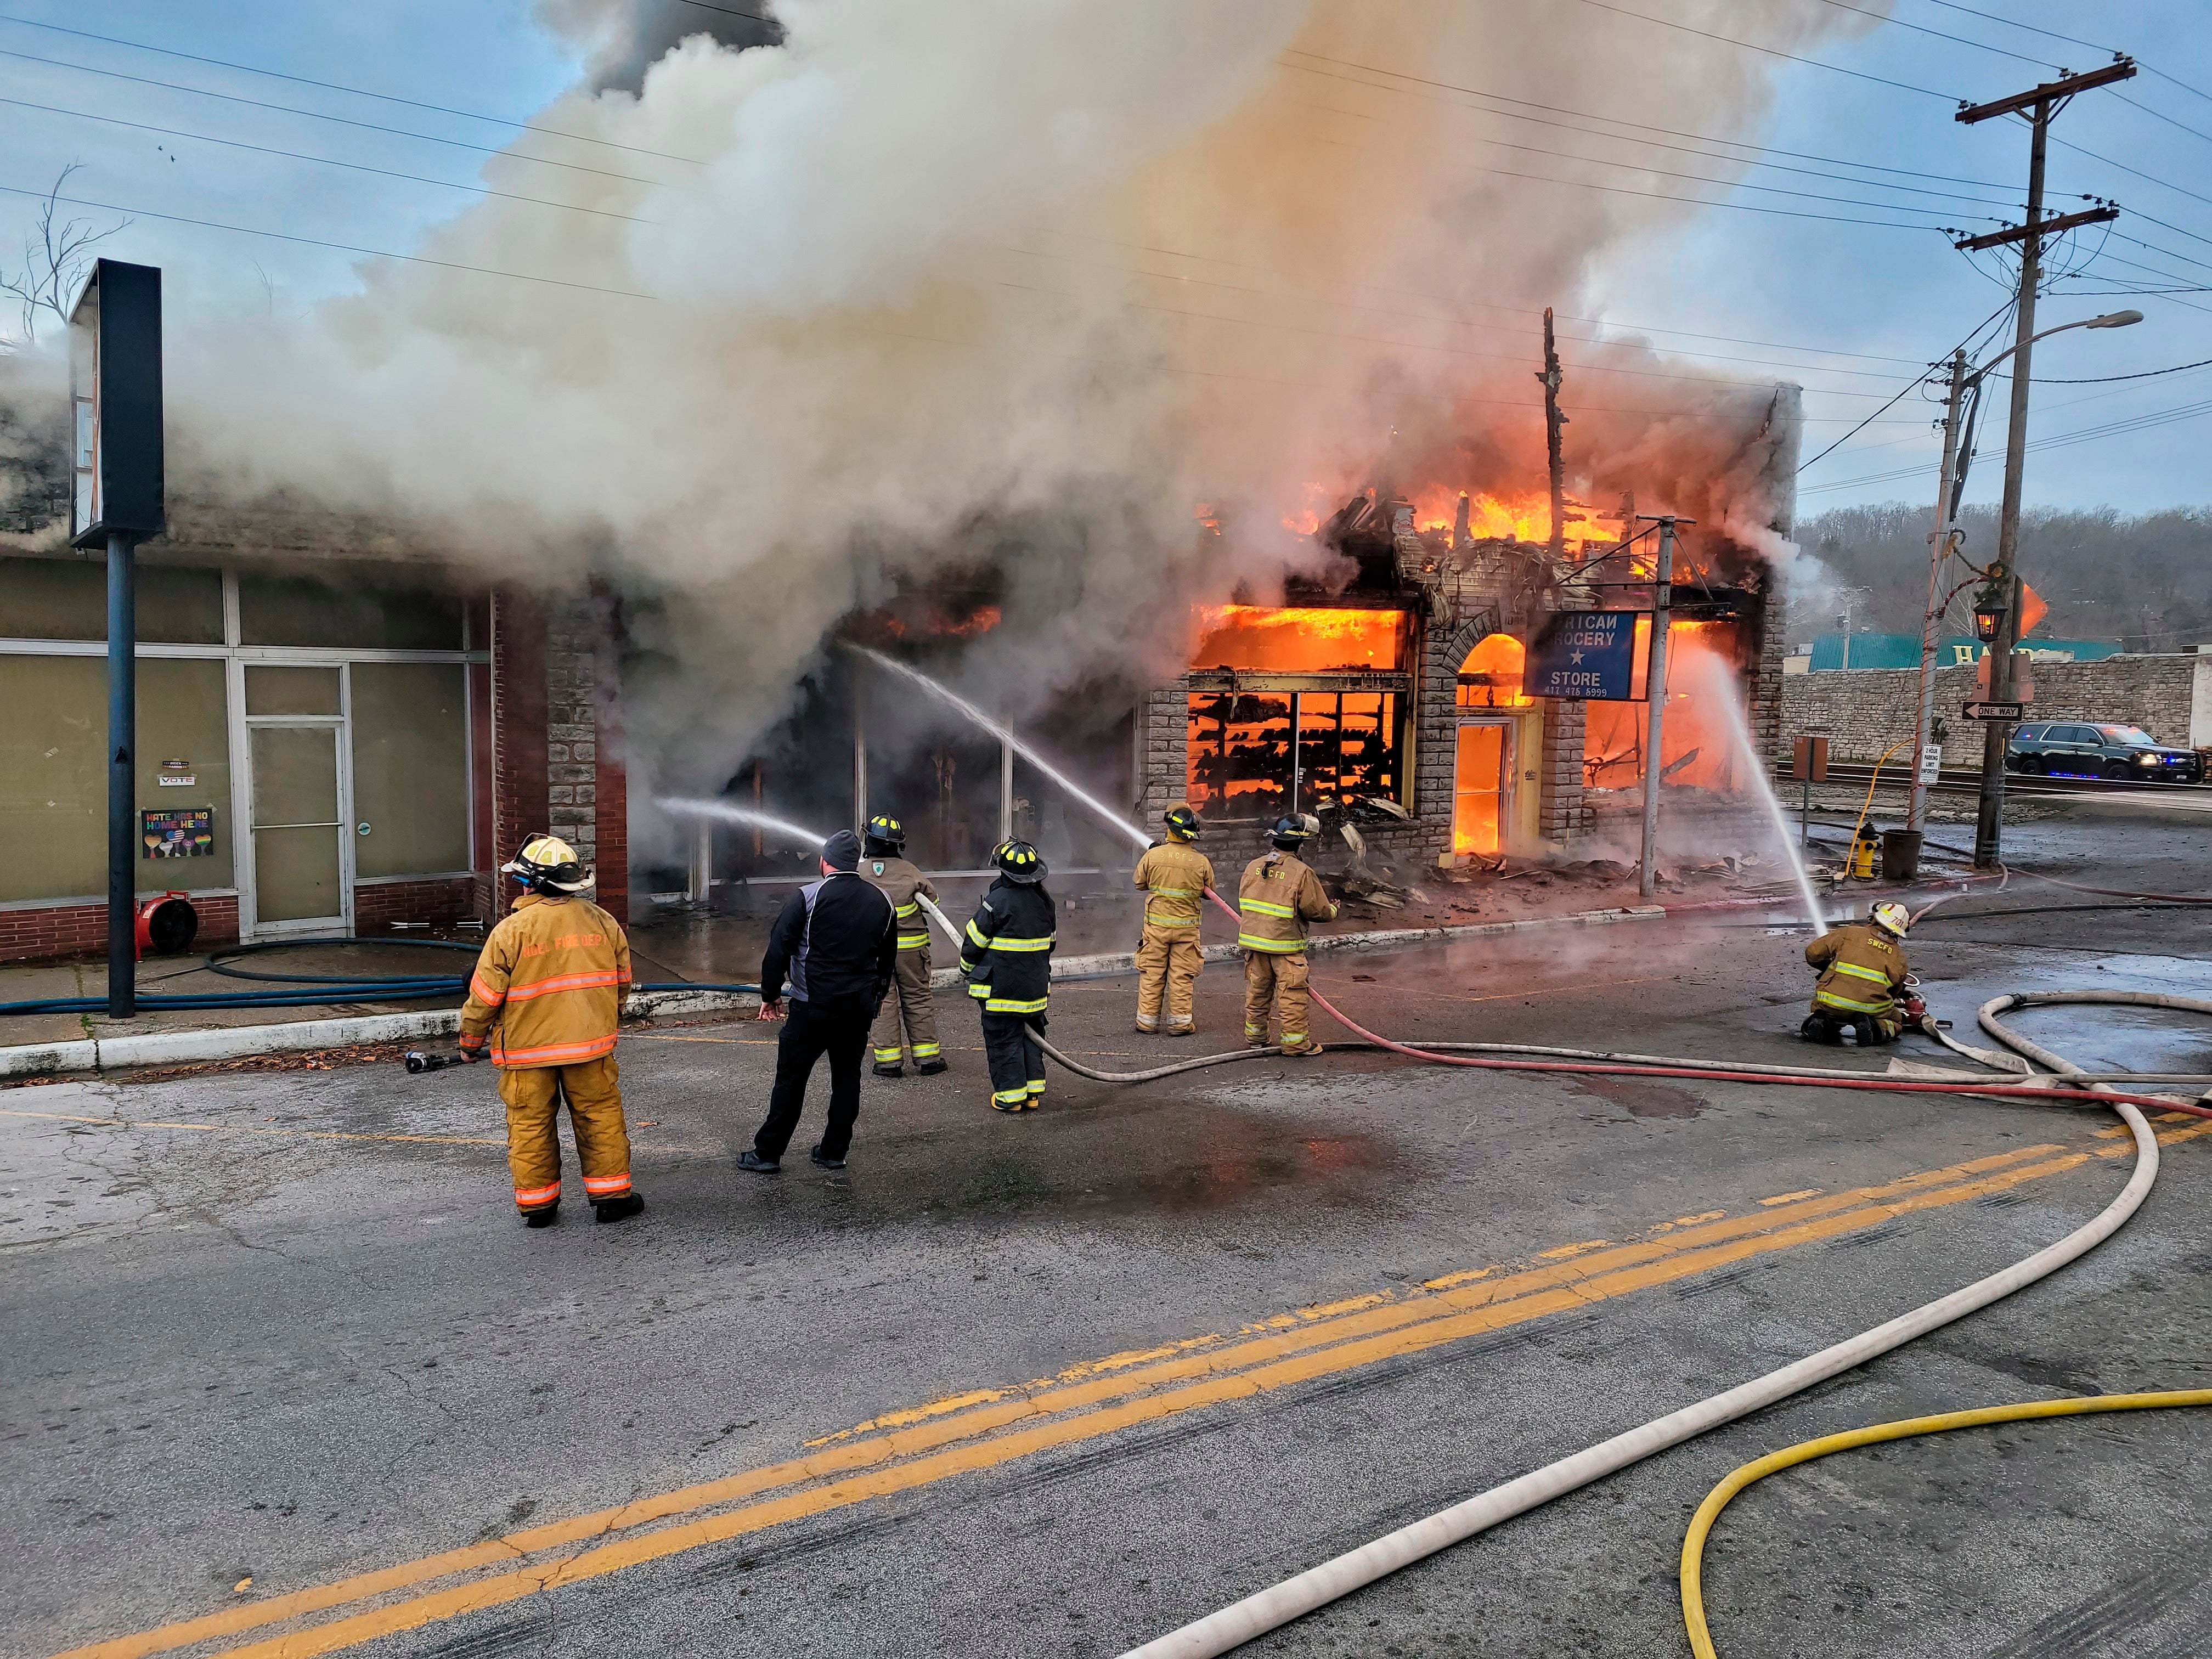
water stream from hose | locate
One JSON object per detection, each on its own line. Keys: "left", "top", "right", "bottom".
{"left": 656, "top": 797, "right": 833, "bottom": 850}
{"left": 845, "top": 645, "right": 1156, "bottom": 855}
{"left": 1683, "top": 647, "right": 1825, "bottom": 933}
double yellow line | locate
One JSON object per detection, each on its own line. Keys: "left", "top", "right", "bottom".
{"left": 52, "top": 1114, "right": 2212, "bottom": 1659}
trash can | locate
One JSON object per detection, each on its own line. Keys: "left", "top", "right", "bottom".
{"left": 1881, "top": 829, "right": 1923, "bottom": 883}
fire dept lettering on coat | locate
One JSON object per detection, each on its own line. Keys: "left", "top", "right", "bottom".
{"left": 520, "top": 934, "right": 605, "bottom": 957}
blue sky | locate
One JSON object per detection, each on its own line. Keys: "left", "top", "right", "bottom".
{"left": 1, "top": 0, "right": 2206, "bottom": 515}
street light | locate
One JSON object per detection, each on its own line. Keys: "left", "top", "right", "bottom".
{"left": 1904, "top": 309, "right": 2147, "bottom": 848}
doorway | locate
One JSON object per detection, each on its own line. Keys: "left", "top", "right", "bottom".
{"left": 241, "top": 665, "right": 352, "bottom": 936}
{"left": 1452, "top": 719, "right": 1514, "bottom": 856}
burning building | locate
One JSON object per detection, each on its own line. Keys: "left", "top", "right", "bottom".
{"left": 1128, "top": 384, "right": 1801, "bottom": 870}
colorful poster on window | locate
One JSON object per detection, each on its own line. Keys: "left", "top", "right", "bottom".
{"left": 142, "top": 808, "right": 214, "bottom": 859}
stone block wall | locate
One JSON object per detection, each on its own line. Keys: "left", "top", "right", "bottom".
{"left": 1780, "top": 653, "right": 2207, "bottom": 765}
{"left": 1134, "top": 682, "right": 1192, "bottom": 824}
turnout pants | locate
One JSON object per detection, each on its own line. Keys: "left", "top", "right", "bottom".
{"left": 1243, "top": 950, "right": 1313, "bottom": 1048}
{"left": 980, "top": 1012, "right": 1047, "bottom": 1111}
{"left": 1135, "top": 922, "right": 1203, "bottom": 1032}
{"left": 870, "top": 947, "right": 941, "bottom": 1065}
{"left": 755, "top": 994, "right": 874, "bottom": 1161}
{"left": 499, "top": 1055, "right": 631, "bottom": 1214}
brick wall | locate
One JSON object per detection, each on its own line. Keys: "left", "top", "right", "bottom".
{"left": 0, "top": 891, "right": 240, "bottom": 966}
{"left": 353, "top": 877, "right": 478, "bottom": 934}
{"left": 488, "top": 587, "right": 548, "bottom": 912}
{"left": 1781, "top": 652, "right": 2205, "bottom": 765}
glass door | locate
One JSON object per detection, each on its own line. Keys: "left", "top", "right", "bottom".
{"left": 1452, "top": 720, "right": 1513, "bottom": 856}
{"left": 242, "top": 665, "right": 351, "bottom": 935}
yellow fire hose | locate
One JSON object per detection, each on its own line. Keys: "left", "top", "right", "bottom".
{"left": 1679, "top": 1389, "right": 2212, "bottom": 1658}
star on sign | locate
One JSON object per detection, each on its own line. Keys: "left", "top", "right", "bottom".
{"left": 1568, "top": 648, "right": 1584, "bottom": 665}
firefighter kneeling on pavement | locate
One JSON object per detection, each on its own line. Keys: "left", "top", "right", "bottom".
{"left": 1801, "top": 900, "right": 1912, "bottom": 1046}
{"left": 459, "top": 834, "right": 642, "bottom": 1227}
{"left": 1132, "top": 802, "right": 1213, "bottom": 1036}
{"left": 860, "top": 814, "right": 946, "bottom": 1078}
{"left": 1239, "top": 814, "right": 1339, "bottom": 1057}
{"left": 960, "top": 839, "right": 1056, "bottom": 1112}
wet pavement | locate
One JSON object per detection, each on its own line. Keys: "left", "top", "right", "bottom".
{"left": 3, "top": 811, "right": 2209, "bottom": 1659}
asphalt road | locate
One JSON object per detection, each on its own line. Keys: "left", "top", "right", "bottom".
{"left": 5, "top": 813, "right": 2211, "bottom": 1659}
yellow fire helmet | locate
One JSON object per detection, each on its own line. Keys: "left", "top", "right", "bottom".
{"left": 1870, "top": 900, "right": 1910, "bottom": 938}
{"left": 991, "top": 839, "right": 1046, "bottom": 884}
{"left": 502, "top": 833, "right": 591, "bottom": 893}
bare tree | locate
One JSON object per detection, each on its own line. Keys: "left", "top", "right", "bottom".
{"left": 0, "top": 165, "right": 131, "bottom": 348}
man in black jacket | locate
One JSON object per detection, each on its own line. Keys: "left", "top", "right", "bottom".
{"left": 959, "top": 839, "right": 1057, "bottom": 1113}
{"left": 741, "top": 830, "right": 897, "bottom": 1172}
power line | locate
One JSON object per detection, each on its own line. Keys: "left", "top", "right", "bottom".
{"left": 0, "top": 180, "right": 657, "bottom": 299}
{"left": 1565, "top": 0, "right": 1957, "bottom": 100}
{"left": 1983, "top": 357, "right": 2212, "bottom": 385}
{"left": 0, "top": 93, "right": 652, "bottom": 223}
{"left": 0, "top": 46, "right": 672, "bottom": 188}
{"left": 1476, "top": 165, "right": 1972, "bottom": 232}
{"left": 2113, "top": 94, "right": 2212, "bottom": 150}
{"left": 1017, "top": 224, "right": 1950, "bottom": 368}
{"left": 1805, "top": 0, "right": 2056, "bottom": 70}
{"left": 2049, "top": 136, "right": 2212, "bottom": 212}
{"left": 665, "top": 0, "right": 780, "bottom": 21}
{"left": 1278, "top": 52, "right": 2017, "bottom": 192}
{"left": 1797, "top": 302, "right": 2014, "bottom": 473}
{"left": 1916, "top": 1, "right": 2212, "bottom": 117}
{"left": 0, "top": 12, "right": 704, "bottom": 164}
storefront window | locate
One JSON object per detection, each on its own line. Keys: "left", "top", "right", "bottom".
{"left": 0, "top": 655, "right": 233, "bottom": 901}
{"left": 1187, "top": 691, "right": 1404, "bottom": 820}
{"left": 349, "top": 663, "right": 470, "bottom": 877}
{"left": 0, "top": 558, "right": 224, "bottom": 642}
{"left": 238, "top": 569, "right": 464, "bottom": 650}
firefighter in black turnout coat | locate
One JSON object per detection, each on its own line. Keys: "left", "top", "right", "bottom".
{"left": 959, "top": 840, "right": 1057, "bottom": 1112}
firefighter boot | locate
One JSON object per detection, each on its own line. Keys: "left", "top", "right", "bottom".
{"left": 1799, "top": 1014, "right": 1843, "bottom": 1045}
{"left": 592, "top": 1192, "right": 645, "bottom": 1224}
{"left": 523, "top": 1203, "right": 560, "bottom": 1228}
{"left": 873, "top": 1062, "right": 905, "bottom": 1079}
{"left": 916, "top": 1057, "right": 949, "bottom": 1076}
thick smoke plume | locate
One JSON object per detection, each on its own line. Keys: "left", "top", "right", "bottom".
{"left": 161, "top": 0, "right": 1872, "bottom": 819}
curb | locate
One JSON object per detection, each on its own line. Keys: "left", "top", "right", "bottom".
{"left": 0, "top": 988, "right": 760, "bottom": 1082}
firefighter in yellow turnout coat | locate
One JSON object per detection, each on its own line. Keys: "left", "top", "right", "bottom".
{"left": 860, "top": 815, "right": 946, "bottom": 1077}
{"left": 1132, "top": 803, "right": 1214, "bottom": 1035}
{"left": 1801, "top": 900, "right": 1912, "bottom": 1045}
{"left": 1237, "top": 814, "right": 1339, "bottom": 1057}
{"left": 459, "top": 835, "right": 642, "bottom": 1226}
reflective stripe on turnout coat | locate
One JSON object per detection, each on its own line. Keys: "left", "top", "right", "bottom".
{"left": 460, "top": 892, "right": 632, "bottom": 1066}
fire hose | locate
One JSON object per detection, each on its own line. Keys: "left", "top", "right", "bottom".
{"left": 915, "top": 894, "right": 2211, "bottom": 1117}
{"left": 1118, "top": 991, "right": 2204, "bottom": 1658}
{"left": 913, "top": 891, "right": 2212, "bottom": 1655}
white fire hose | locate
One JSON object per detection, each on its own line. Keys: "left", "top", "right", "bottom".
{"left": 1115, "top": 992, "right": 2203, "bottom": 1658}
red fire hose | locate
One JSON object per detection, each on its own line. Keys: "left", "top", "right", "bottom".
{"left": 1193, "top": 887, "right": 2211, "bottom": 1120}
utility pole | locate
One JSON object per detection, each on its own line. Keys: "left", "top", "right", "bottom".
{"left": 1908, "top": 349, "right": 1968, "bottom": 833}
{"left": 1538, "top": 307, "right": 1567, "bottom": 565}
{"left": 1637, "top": 514, "right": 1693, "bottom": 900}
{"left": 1955, "top": 59, "right": 2134, "bottom": 867}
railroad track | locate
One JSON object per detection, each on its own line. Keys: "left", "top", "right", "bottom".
{"left": 1776, "top": 761, "right": 2212, "bottom": 802}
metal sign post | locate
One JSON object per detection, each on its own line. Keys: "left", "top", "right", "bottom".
{"left": 1636, "top": 515, "right": 1692, "bottom": 900}
{"left": 70, "top": 260, "right": 166, "bottom": 1020}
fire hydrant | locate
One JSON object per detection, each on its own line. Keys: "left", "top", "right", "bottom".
{"left": 1848, "top": 823, "right": 1880, "bottom": 880}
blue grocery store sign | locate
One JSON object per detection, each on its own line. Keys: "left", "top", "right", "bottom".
{"left": 1527, "top": 611, "right": 1639, "bottom": 700}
